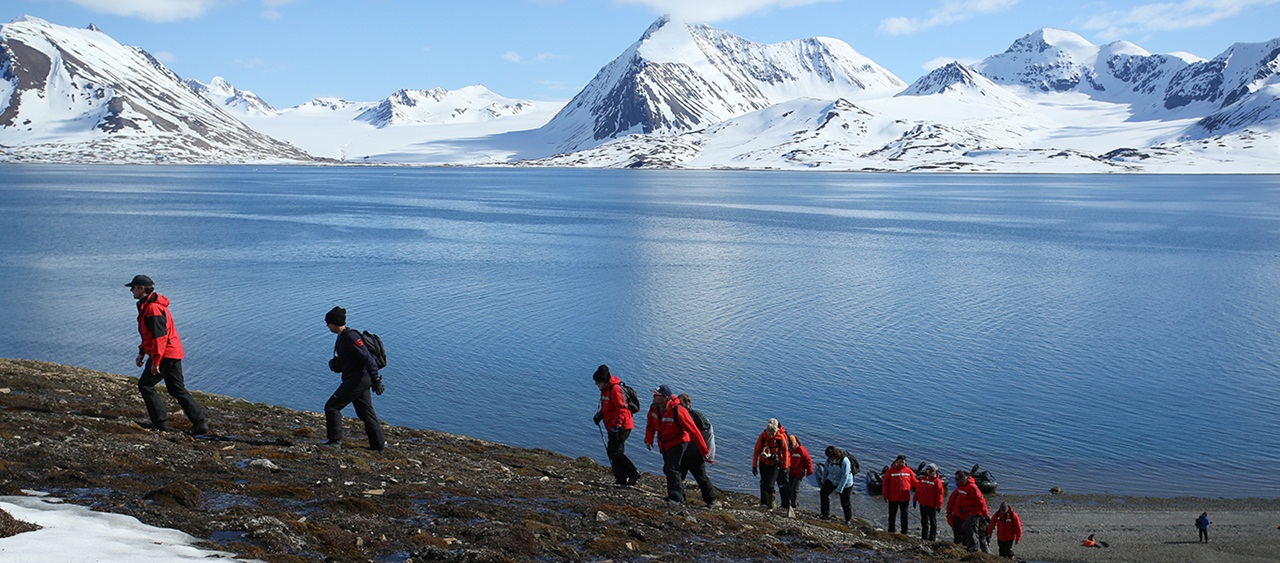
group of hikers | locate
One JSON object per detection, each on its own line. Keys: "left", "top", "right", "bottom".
{"left": 126, "top": 274, "right": 1219, "bottom": 560}
{"left": 589, "top": 365, "right": 1023, "bottom": 557}
{"left": 126, "top": 274, "right": 387, "bottom": 451}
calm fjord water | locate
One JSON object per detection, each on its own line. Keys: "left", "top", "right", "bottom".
{"left": 2, "top": 165, "right": 1277, "bottom": 498}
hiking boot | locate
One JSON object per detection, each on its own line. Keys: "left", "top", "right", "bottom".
{"left": 367, "top": 442, "right": 385, "bottom": 452}
{"left": 190, "top": 421, "right": 209, "bottom": 435}
{"left": 319, "top": 439, "right": 342, "bottom": 448}
{"left": 140, "top": 421, "right": 171, "bottom": 432}
{"left": 626, "top": 473, "right": 641, "bottom": 487}
{"left": 707, "top": 501, "right": 720, "bottom": 509}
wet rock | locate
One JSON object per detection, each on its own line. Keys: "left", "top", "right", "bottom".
{"left": 146, "top": 480, "right": 201, "bottom": 509}
{"left": 244, "top": 515, "right": 306, "bottom": 552}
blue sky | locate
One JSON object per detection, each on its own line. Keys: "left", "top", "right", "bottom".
{"left": 6, "top": 0, "right": 1280, "bottom": 107}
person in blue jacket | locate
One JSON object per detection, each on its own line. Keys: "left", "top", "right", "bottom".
{"left": 1196, "top": 512, "right": 1211, "bottom": 543}
{"left": 815, "top": 445, "right": 857, "bottom": 525}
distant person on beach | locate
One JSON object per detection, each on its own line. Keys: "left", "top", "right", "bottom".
{"left": 591, "top": 365, "right": 639, "bottom": 486}
{"left": 126, "top": 275, "right": 208, "bottom": 435}
{"left": 914, "top": 463, "right": 945, "bottom": 541}
{"left": 815, "top": 445, "right": 857, "bottom": 525}
{"left": 948, "top": 469, "right": 990, "bottom": 552}
{"left": 882, "top": 455, "right": 917, "bottom": 534}
{"left": 676, "top": 393, "right": 718, "bottom": 507}
{"left": 784, "top": 434, "right": 813, "bottom": 518}
{"left": 1196, "top": 511, "right": 1211, "bottom": 543}
{"left": 322, "top": 306, "right": 385, "bottom": 451}
{"left": 751, "top": 418, "right": 790, "bottom": 511}
{"left": 643, "top": 385, "right": 710, "bottom": 504}
{"left": 988, "top": 502, "right": 1023, "bottom": 558}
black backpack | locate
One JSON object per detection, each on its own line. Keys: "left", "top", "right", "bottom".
{"left": 618, "top": 382, "right": 640, "bottom": 413}
{"left": 360, "top": 330, "right": 387, "bottom": 369}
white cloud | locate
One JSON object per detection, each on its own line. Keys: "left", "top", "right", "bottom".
{"left": 503, "top": 51, "right": 564, "bottom": 64}
{"left": 922, "top": 56, "right": 981, "bottom": 71}
{"left": 66, "top": 0, "right": 222, "bottom": 22}
{"left": 612, "top": 0, "right": 834, "bottom": 23}
{"left": 880, "top": 0, "right": 1019, "bottom": 35}
{"left": 1080, "top": 0, "right": 1280, "bottom": 40}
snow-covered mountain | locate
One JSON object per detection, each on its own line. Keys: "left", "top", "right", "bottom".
{"left": 535, "top": 16, "right": 906, "bottom": 154}
{"left": 0, "top": 16, "right": 311, "bottom": 163}
{"left": 188, "top": 76, "right": 274, "bottom": 116}
{"left": 2, "top": 14, "right": 1278, "bottom": 172}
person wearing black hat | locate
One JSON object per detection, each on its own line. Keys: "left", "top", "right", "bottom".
{"left": 323, "top": 306, "right": 385, "bottom": 450}
{"left": 591, "top": 365, "right": 639, "bottom": 486}
{"left": 644, "top": 384, "right": 710, "bottom": 504}
{"left": 126, "top": 275, "right": 208, "bottom": 435}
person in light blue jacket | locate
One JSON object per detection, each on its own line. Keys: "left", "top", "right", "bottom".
{"left": 815, "top": 445, "right": 859, "bottom": 525}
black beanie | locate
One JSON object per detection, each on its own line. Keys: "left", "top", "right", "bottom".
{"left": 325, "top": 306, "right": 346, "bottom": 326}
{"left": 592, "top": 364, "right": 611, "bottom": 383}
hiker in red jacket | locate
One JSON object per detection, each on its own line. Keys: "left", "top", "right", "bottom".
{"left": 784, "top": 434, "right": 813, "bottom": 518}
{"left": 947, "top": 470, "right": 990, "bottom": 553}
{"left": 914, "top": 463, "right": 946, "bottom": 541}
{"left": 882, "top": 455, "right": 918, "bottom": 534}
{"left": 644, "top": 385, "right": 710, "bottom": 504}
{"left": 988, "top": 502, "right": 1022, "bottom": 558}
{"left": 592, "top": 365, "right": 639, "bottom": 486}
{"left": 751, "top": 418, "right": 790, "bottom": 510}
{"left": 127, "top": 275, "right": 207, "bottom": 435}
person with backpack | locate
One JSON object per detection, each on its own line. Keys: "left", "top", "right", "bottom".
{"left": 751, "top": 418, "right": 790, "bottom": 511}
{"left": 591, "top": 365, "right": 639, "bottom": 486}
{"left": 126, "top": 275, "right": 208, "bottom": 435}
{"left": 677, "top": 393, "right": 718, "bottom": 507}
{"left": 643, "top": 385, "right": 710, "bottom": 504}
{"left": 784, "top": 434, "right": 813, "bottom": 518}
{"left": 882, "top": 455, "right": 918, "bottom": 534}
{"left": 814, "top": 446, "right": 857, "bottom": 525}
{"left": 988, "top": 502, "right": 1023, "bottom": 558}
{"left": 914, "top": 463, "right": 946, "bottom": 541}
{"left": 947, "top": 469, "right": 990, "bottom": 552}
{"left": 322, "top": 306, "right": 385, "bottom": 451}
{"left": 1196, "top": 511, "right": 1211, "bottom": 543}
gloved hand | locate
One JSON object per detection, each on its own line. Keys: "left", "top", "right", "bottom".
{"left": 752, "top": 466, "right": 758, "bottom": 476}
{"left": 593, "top": 412, "right": 603, "bottom": 425}
{"left": 328, "top": 357, "right": 341, "bottom": 372}
{"left": 372, "top": 376, "right": 385, "bottom": 395}
{"left": 646, "top": 442, "right": 653, "bottom": 451}
{"left": 705, "top": 457, "right": 714, "bottom": 465}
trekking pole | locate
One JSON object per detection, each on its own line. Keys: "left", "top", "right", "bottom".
{"left": 597, "top": 423, "right": 608, "bottom": 449}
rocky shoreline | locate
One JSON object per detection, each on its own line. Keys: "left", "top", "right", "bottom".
{"left": 6, "top": 359, "right": 1278, "bottom": 562}
{"left": 1, "top": 359, "right": 993, "bottom": 562}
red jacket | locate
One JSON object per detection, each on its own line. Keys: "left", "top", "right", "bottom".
{"left": 598, "top": 377, "right": 635, "bottom": 431}
{"left": 645, "top": 400, "right": 708, "bottom": 456}
{"left": 787, "top": 439, "right": 813, "bottom": 479}
{"left": 914, "top": 474, "right": 945, "bottom": 509}
{"left": 881, "top": 463, "right": 918, "bottom": 503}
{"left": 136, "top": 293, "right": 183, "bottom": 368}
{"left": 752, "top": 428, "right": 790, "bottom": 471}
{"left": 989, "top": 509, "right": 1022, "bottom": 542}
{"left": 946, "top": 476, "right": 989, "bottom": 520}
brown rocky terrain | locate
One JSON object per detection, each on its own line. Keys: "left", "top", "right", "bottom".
{"left": 0, "top": 358, "right": 993, "bottom": 562}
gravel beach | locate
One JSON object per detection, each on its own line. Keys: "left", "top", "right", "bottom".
{"left": 977, "top": 494, "right": 1280, "bottom": 562}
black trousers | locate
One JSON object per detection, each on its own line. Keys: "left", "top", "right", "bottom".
{"left": 819, "top": 482, "right": 853, "bottom": 522}
{"left": 783, "top": 472, "right": 803, "bottom": 509}
{"left": 1199, "top": 528, "right": 1209, "bottom": 542}
{"left": 952, "top": 519, "right": 965, "bottom": 543}
{"left": 606, "top": 429, "right": 638, "bottom": 484}
{"left": 138, "top": 358, "right": 206, "bottom": 427}
{"left": 662, "top": 442, "right": 688, "bottom": 502}
{"left": 998, "top": 539, "right": 1015, "bottom": 557}
{"left": 758, "top": 464, "right": 788, "bottom": 508}
{"left": 920, "top": 506, "right": 939, "bottom": 540}
{"left": 888, "top": 501, "right": 910, "bottom": 533}
{"left": 325, "top": 375, "right": 385, "bottom": 449}
{"left": 678, "top": 444, "right": 717, "bottom": 505}
{"left": 962, "top": 515, "right": 989, "bottom": 552}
